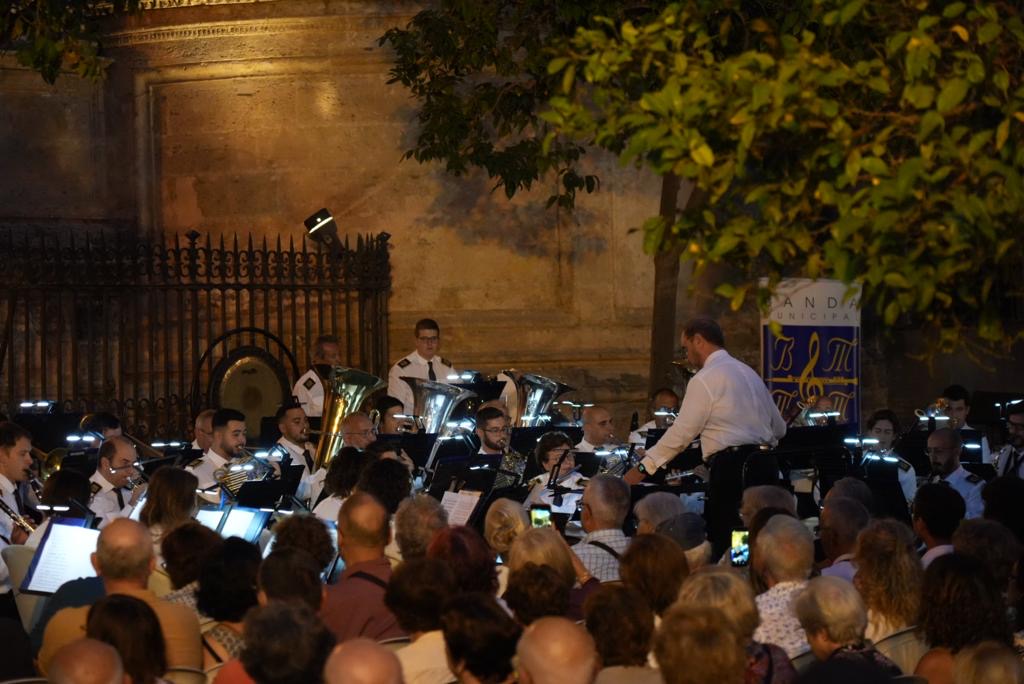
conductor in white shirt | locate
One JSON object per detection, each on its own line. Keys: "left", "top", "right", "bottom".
{"left": 387, "top": 319, "right": 456, "bottom": 415}
{"left": 624, "top": 317, "right": 787, "bottom": 554}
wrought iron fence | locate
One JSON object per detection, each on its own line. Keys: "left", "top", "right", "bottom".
{"left": 0, "top": 229, "right": 391, "bottom": 440}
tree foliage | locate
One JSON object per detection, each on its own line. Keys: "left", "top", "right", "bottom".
{"left": 0, "top": 0, "right": 139, "bottom": 83}
{"left": 544, "top": 0, "right": 1024, "bottom": 352}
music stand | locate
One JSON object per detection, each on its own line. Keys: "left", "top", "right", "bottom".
{"left": 894, "top": 431, "right": 932, "bottom": 476}
{"left": 58, "top": 448, "right": 100, "bottom": 478}
{"left": 858, "top": 456, "right": 912, "bottom": 523}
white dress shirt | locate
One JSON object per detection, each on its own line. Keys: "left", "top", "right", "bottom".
{"left": 642, "top": 349, "right": 786, "bottom": 472}
{"left": 921, "top": 543, "right": 954, "bottom": 569}
{"left": 961, "top": 424, "right": 991, "bottom": 464}
{"left": 523, "top": 471, "right": 585, "bottom": 515}
{"left": 269, "top": 437, "right": 317, "bottom": 502}
{"left": 0, "top": 474, "right": 20, "bottom": 592}
{"left": 629, "top": 420, "right": 658, "bottom": 447}
{"left": 387, "top": 351, "right": 457, "bottom": 414}
{"left": 930, "top": 465, "right": 984, "bottom": 519}
{"left": 185, "top": 449, "right": 230, "bottom": 504}
{"left": 395, "top": 630, "right": 454, "bottom": 684}
{"left": 88, "top": 470, "right": 133, "bottom": 528}
{"left": 293, "top": 368, "right": 326, "bottom": 418}
{"left": 574, "top": 439, "right": 599, "bottom": 453}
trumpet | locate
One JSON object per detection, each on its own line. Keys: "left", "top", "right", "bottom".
{"left": 0, "top": 497, "right": 36, "bottom": 535}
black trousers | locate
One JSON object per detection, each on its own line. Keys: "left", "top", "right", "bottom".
{"left": 705, "top": 445, "right": 778, "bottom": 558}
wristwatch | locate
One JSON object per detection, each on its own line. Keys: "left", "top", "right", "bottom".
{"left": 636, "top": 462, "right": 650, "bottom": 476}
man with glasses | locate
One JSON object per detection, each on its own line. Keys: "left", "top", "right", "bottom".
{"left": 341, "top": 412, "right": 378, "bottom": 450}
{"left": 387, "top": 319, "right": 456, "bottom": 415}
{"left": 926, "top": 427, "right": 984, "bottom": 519}
{"left": 89, "top": 435, "right": 145, "bottom": 527}
{"left": 475, "top": 406, "right": 510, "bottom": 455}
{"left": 995, "top": 402, "right": 1024, "bottom": 478}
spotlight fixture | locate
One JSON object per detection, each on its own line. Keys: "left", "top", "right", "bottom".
{"left": 303, "top": 208, "right": 339, "bottom": 247}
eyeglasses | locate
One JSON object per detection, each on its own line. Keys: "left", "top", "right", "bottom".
{"left": 1007, "top": 420, "right": 1024, "bottom": 432}
{"left": 344, "top": 429, "right": 377, "bottom": 438}
{"left": 417, "top": 336, "right": 439, "bottom": 343}
{"left": 484, "top": 427, "right": 511, "bottom": 435}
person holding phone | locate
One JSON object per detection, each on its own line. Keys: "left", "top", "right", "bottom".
{"left": 623, "top": 318, "right": 787, "bottom": 556}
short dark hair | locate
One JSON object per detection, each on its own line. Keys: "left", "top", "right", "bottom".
{"left": 533, "top": 431, "right": 573, "bottom": 470}
{"left": 913, "top": 483, "right": 966, "bottom": 540}
{"left": 920, "top": 554, "right": 1011, "bottom": 652}
{"left": 441, "top": 593, "right": 522, "bottom": 682}
{"left": 323, "top": 446, "right": 375, "bottom": 499}
{"left": 212, "top": 408, "right": 246, "bottom": 430}
{"left": 682, "top": 317, "right": 725, "bottom": 347}
{"left": 275, "top": 401, "right": 304, "bottom": 422}
{"left": 384, "top": 558, "right": 457, "bottom": 633}
{"left": 414, "top": 319, "right": 440, "bottom": 336}
{"left": 476, "top": 406, "right": 505, "bottom": 426}
{"left": 941, "top": 384, "right": 971, "bottom": 404}
{"left": 86, "top": 595, "right": 166, "bottom": 684}
{"left": 81, "top": 412, "right": 120, "bottom": 434}
{"left": 1006, "top": 401, "right": 1024, "bottom": 420}
{"left": 0, "top": 421, "right": 31, "bottom": 448}
{"left": 504, "top": 562, "right": 571, "bottom": 625}
{"left": 952, "top": 518, "right": 1022, "bottom": 589}
{"left": 375, "top": 395, "right": 404, "bottom": 415}
{"left": 584, "top": 584, "right": 654, "bottom": 667}
{"left": 427, "top": 526, "right": 497, "bottom": 595}
{"left": 866, "top": 409, "right": 901, "bottom": 435}
{"left": 271, "top": 514, "right": 336, "bottom": 572}
{"left": 240, "top": 602, "right": 335, "bottom": 684}
{"left": 620, "top": 534, "right": 691, "bottom": 615}
{"left": 196, "top": 537, "right": 261, "bottom": 622}
{"left": 259, "top": 548, "right": 325, "bottom": 611}
{"left": 160, "top": 521, "right": 224, "bottom": 590}
{"left": 355, "top": 458, "right": 411, "bottom": 516}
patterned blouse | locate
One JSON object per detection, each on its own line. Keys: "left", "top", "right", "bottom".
{"left": 753, "top": 581, "right": 810, "bottom": 659}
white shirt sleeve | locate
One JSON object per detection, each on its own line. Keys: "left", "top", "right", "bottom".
{"left": 387, "top": 364, "right": 415, "bottom": 415}
{"left": 642, "top": 378, "right": 712, "bottom": 471}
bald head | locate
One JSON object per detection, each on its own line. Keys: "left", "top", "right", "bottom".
{"left": 581, "top": 406, "right": 614, "bottom": 447}
{"left": 94, "top": 518, "right": 153, "bottom": 583}
{"left": 324, "top": 639, "right": 402, "bottom": 684}
{"left": 48, "top": 638, "right": 124, "bottom": 684}
{"left": 339, "top": 492, "right": 389, "bottom": 549}
{"left": 341, "top": 413, "right": 376, "bottom": 449}
{"left": 517, "top": 616, "right": 599, "bottom": 684}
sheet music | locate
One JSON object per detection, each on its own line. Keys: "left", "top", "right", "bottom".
{"left": 440, "top": 490, "right": 481, "bottom": 527}
{"left": 23, "top": 523, "right": 100, "bottom": 594}
{"left": 195, "top": 509, "right": 224, "bottom": 532}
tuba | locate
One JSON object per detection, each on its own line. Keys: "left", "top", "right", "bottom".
{"left": 400, "top": 377, "right": 476, "bottom": 434}
{"left": 314, "top": 367, "right": 387, "bottom": 470}
{"left": 501, "top": 370, "right": 574, "bottom": 428}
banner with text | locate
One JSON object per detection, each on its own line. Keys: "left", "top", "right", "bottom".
{"left": 760, "top": 278, "right": 862, "bottom": 426}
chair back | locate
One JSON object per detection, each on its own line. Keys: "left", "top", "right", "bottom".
{"left": 874, "top": 626, "right": 928, "bottom": 675}
{"left": 163, "top": 666, "right": 207, "bottom": 684}
{"left": 1, "top": 544, "right": 49, "bottom": 632}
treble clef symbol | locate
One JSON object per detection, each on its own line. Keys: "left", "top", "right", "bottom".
{"left": 797, "top": 332, "right": 825, "bottom": 402}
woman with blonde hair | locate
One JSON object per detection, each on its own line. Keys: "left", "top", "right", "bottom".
{"left": 484, "top": 498, "right": 530, "bottom": 593}
{"left": 852, "top": 518, "right": 922, "bottom": 642}
{"left": 506, "top": 527, "right": 598, "bottom": 621}
{"left": 676, "top": 566, "right": 796, "bottom": 684}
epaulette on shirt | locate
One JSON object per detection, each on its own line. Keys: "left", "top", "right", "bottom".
{"left": 898, "top": 460, "right": 911, "bottom": 472}
{"left": 441, "top": 358, "right": 452, "bottom": 367}
{"left": 187, "top": 457, "right": 205, "bottom": 469}
{"left": 89, "top": 481, "right": 102, "bottom": 498}
{"left": 397, "top": 358, "right": 411, "bottom": 368}
{"left": 303, "top": 377, "right": 317, "bottom": 390}
{"left": 965, "top": 472, "right": 982, "bottom": 484}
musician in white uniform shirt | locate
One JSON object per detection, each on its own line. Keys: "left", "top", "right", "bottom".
{"left": 941, "top": 384, "right": 992, "bottom": 463}
{"left": 267, "top": 400, "right": 317, "bottom": 501}
{"left": 190, "top": 409, "right": 216, "bottom": 452}
{"left": 995, "top": 403, "right": 1024, "bottom": 478}
{"left": 624, "top": 318, "right": 786, "bottom": 554}
{"left": 292, "top": 335, "right": 341, "bottom": 418}
{"left": 575, "top": 406, "right": 616, "bottom": 453}
{"left": 0, "top": 422, "right": 35, "bottom": 595}
{"left": 927, "top": 427, "right": 984, "bottom": 519}
{"left": 628, "top": 388, "right": 681, "bottom": 446}
{"left": 89, "top": 436, "right": 146, "bottom": 528}
{"left": 387, "top": 318, "right": 456, "bottom": 415}
{"left": 523, "top": 432, "right": 584, "bottom": 514}
{"left": 185, "top": 408, "right": 248, "bottom": 497}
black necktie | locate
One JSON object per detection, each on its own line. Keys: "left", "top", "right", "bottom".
{"left": 303, "top": 449, "right": 314, "bottom": 472}
{"left": 428, "top": 361, "right": 436, "bottom": 381}
{"left": 13, "top": 487, "right": 24, "bottom": 515}
{"left": 1007, "top": 450, "right": 1023, "bottom": 478}
{"left": 115, "top": 488, "right": 125, "bottom": 510}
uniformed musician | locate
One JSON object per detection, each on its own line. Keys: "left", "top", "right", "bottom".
{"left": 523, "top": 431, "right": 584, "bottom": 514}
{"left": 293, "top": 335, "right": 342, "bottom": 418}
{"left": 190, "top": 409, "right": 216, "bottom": 452}
{"left": 185, "top": 408, "right": 248, "bottom": 496}
{"left": 628, "top": 388, "right": 680, "bottom": 446}
{"left": 576, "top": 406, "right": 616, "bottom": 453}
{"left": 81, "top": 412, "right": 124, "bottom": 441}
{"left": 476, "top": 406, "right": 510, "bottom": 456}
{"left": 865, "top": 409, "right": 917, "bottom": 506}
{"left": 267, "top": 399, "right": 317, "bottom": 501}
{"left": 89, "top": 436, "right": 145, "bottom": 527}
{"left": 0, "top": 422, "right": 35, "bottom": 600}
{"left": 940, "top": 384, "right": 992, "bottom": 463}
{"left": 926, "top": 427, "right": 984, "bottom": 519}
{"left": 995, "top": 402, "right": 1024, "bottom": 478}
{"left": 387, "top": 318, "right": 456, "bottom": 415}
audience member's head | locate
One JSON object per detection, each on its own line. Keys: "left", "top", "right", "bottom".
{"left": 507, "top": 527, "right": 576, "bottom": 589}
{"left": 258, "top": 547, "right": 326, "bottom": 610}
{"left": 920, "top": 554, "right": 1012, "bottom": 653}
{"left": 517, "top": 616, "right": 599, "bottom": 684}
{"left": 754, "top": 515, "right": 813, "bottom": 586}
{"left": 633, "top": 492, "right": 686, "bottom": 535}
{"left": 138, "top": 466, "right": 198, "bottom": 531}
{"left": 583, "top": 584, "right": 653, "bottom": 668}
{"left": 241, "top": 603, "right": 335, "bottom": 684}
{"left": 395, "top": 494, "right": 449, "bottom": 560}
{"left": 483, "top": 497, "right": 529, "bottom": 557}
{"left": 794, "top": 576, "right": 868, "bottom": 661}
{"left": 852, "top": 518, "right": 922, "bottom": 631}
{"left": 656, "top": 512, "right": 711, "bottom": 569}
{"left": 323, "top": 638, "right": 402, "bottom": 684}
{"left": 654, "top": 605, "right": 745, "bottom": 684}
{"left": 504, "top": 562, "right": 571, "bottom": 625}
{"left": 271, "top": 514, "right": 337, "bottom": 572}
{"left": 442, "top": 593, "right": 522, "bottom": 683}
{"left": 427, "top": 525, "right": 498, "bottom": 595}
{"left": 323, "top": 446, "right": 375, "bottom": 500}
{"left": 354, "top": 457, "right": 411, "bottom": 516}
{"left": 819, "top": 496, "right": 870, "bottom": 562}
{"left": 912, "top": 482, "right": 966, "bottom": 544}
{"left": 159, "top": 521, "right": 223, "bottom": 590}
{"left": 337, "top": 492, "right": 390, "bottom": 562}
{"left": 953, "top": 641, "right": 1024, "bottom": 684}
{"left": 93, "top": 519, "right": 154, "bottom": 585}
{"left": 824, "top": 477, "right": 875, "bottom": 513}
{"left": 953, "top": 518, "right": 1021, "bottom": 593}
{"left": 581, "top": 474, "right": 631, "bottom": 533}
{"left": 384, "top": 558, "right": 457, "bottom": 635}
{"left": 982, "top": 476, "right": 1024, "bottom": 544}
{"left": 197, "top": 536, "right": 261, "bottom": 623}
{"left": 48, "top": 638, "right": 124, "bottom": 684}
{"left": 619, "top": 533, "right": 689, "bottom": 616}
{"left": 740, "top": 485, "right": 796, "bottom": 526}
{"left": 676, "top": 566, "right": 760, "bottom": 643}
{"left": 86, "top": 595, "right": 166, "bottom": 684}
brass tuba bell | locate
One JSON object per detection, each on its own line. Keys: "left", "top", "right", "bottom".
{"left": 400, "top": 377, "right": 476, "bottom": 434}
{"left": 501, "top": 370, "right": 574, "bottom": 428}
{"left": 314, "top": 367, "right": 387, "bottom": 470}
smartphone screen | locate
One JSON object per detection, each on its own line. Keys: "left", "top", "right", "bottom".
{"left": 730, "top": 529, "right": 750, "bottom": 567}
{"left": 530, "top": 505, "right": 553, "bottom": 528}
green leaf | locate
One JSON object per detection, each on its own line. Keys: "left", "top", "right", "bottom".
{"left": 547, "top": 57, "right": 570, "bottom": 75}
{"left": 966, "top": 60, "right": 985, "bottom": 84}
{"left": 978, "top": 22, "right": 1001, "bottom": 44}
{"left": 905, "top": 84, "right": 935, "bottom": 109}
{"left": 561, "top": 65, "right": 576, "bottom": 93}
{"left": 884, "top": 272, "right": 911, "bottom": 288}
{"left": 942, "top": 2, "right": 966, "bottom": 17}
{"left": 862, "top": 157, "right": 889, "bottom": 176}
{"left": 936, "top": 78, "right": 968, "bottom": 113}
{"left": 919, "top": 110, "right": 945, "bottom": 140}
{"left": 691, "top": 144, "right": 715, "bottom": 167}
{"left": 996, "top": 119, "right": 1010, "bottom": 151}
{"left": 884, "top": 300, "right": 901, "bottom": 325}
{"left": 840, "top": 0, "right": 865, "bottom": 24}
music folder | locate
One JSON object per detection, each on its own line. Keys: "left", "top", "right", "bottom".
{"left": 192, "top": 505, "right": 271, "bottom": 544}
{"left": 21, "top": 519, "right": 100, "bottom": 595}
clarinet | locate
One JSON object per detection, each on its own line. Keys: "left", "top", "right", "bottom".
{"left": 0, "top": 497, "right": 36, "bottom": 535}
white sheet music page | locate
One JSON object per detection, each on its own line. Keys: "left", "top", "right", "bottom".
{"left": 440, "top": 490, "right": 481, "bottom": 527}
{"left": 23, "top": 523, "right": 100, "bottom": 594}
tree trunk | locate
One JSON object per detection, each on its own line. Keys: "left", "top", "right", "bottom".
{"left": 648, "top": 173, "right": 683, "bottom": 394}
